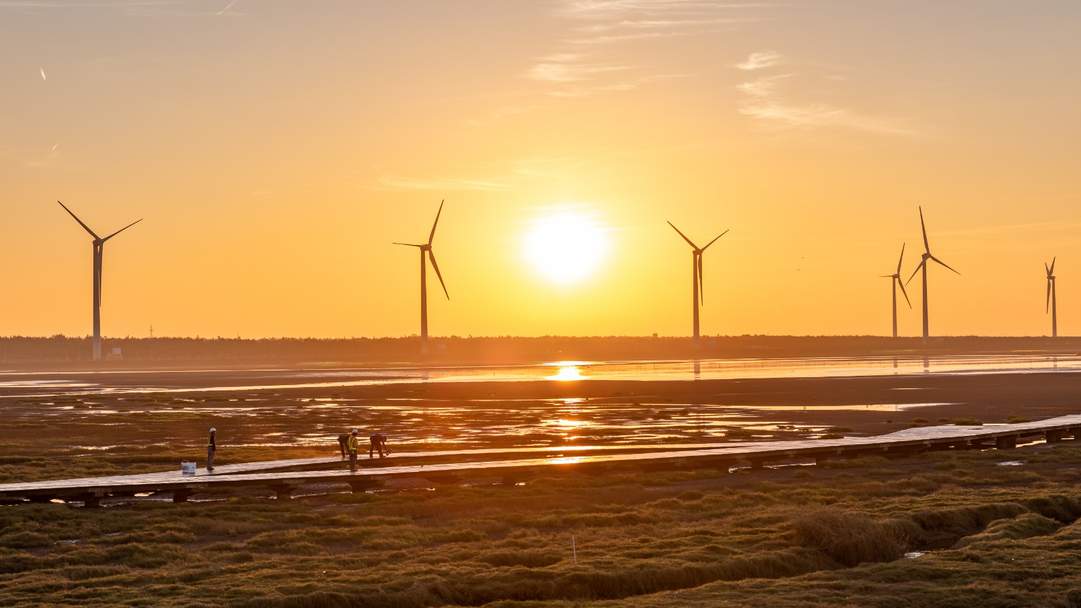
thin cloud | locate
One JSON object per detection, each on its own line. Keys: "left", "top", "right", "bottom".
{"left": 547, "top": 72, "right": 689, "bottom": 97}
{"left": 559, "top": 1, "right": 773, "bottom": 19}
{"left": 736, "top": 72, "right": 790, "bottom": 97}
{"left": 734, "top": 53, "right": 916, "bottom": 136}
{"left": 216, "top": 0, "right": 236, "bottom": 15}
{"left": 739, "top": 102, "right": 915, "bottom": 136}
{"left": 39, "top": 67, "right": 46, "bottom": 80}
{"left": 580, "top": 17, "right": 759, "bottom": 32}
{"left": 567, "top": 29, "right": 690, "bottom": 45}
{"left": 525, "top": 0, "right": 769, "bottom": 98}
{"left": 735, "top": 50, "right": 781, "bottom": 70}
{"left": 528, "top": 59, "right": 629, "bottom": 82}
{"left": 377, "top": 176, "right": 511, "bottom": 193}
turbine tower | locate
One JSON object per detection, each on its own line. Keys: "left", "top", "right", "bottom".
{"left": 666, "top": 221, "right": 729, "bottom": 340}
{"left": 1046, "top": 257, "right": 1057, "bottom": 338}
{"left": 394, "top": 200, "right": 449, "bottom": 347}
{"left": 57, "top": 201, "right": 142, "bottom": 361}
{"left": 906, "top": 206, "right": 959, "bottom": 341}
{"left": 882, "top": 243, "right": 911, "bottom": 338}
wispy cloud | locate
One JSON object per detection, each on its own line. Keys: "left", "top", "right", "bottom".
{"left": 216, "top": 0, "right": 236, "bottom": 16}
{"left": 524, "top": 0, "right": 769, "bottom": 98}
{"left": 734, "top": 51, "right": 916, "bottom": 136}
{"left": 738, "top": 102, "right": 915, "bottom": 136}
{"left": 546, "top": 72, "right": 689, "bottom": 97}
{"left": 735, "top": 72, "right": 790, "bottom": 97}
{"left": 527, "top": 56, "right": 630, "bottom": 83}
{"left": 377, "top": 176, "right": 512, "bottom": 193}
{"left": 735, "top": 50, "right": 781, "bottom": 71}
{"left": 558, "top": 1, "right": 772, "bottom": 19}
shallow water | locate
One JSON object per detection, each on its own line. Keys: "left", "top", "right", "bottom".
{"left": 6, "top": 392, "right": 842, "bottom": 453}
{"left": 0, "top": 353, "right": 1078, "bottom": 398}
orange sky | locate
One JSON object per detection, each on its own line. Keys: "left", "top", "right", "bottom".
{"left": 2, "top": 1, "right": 1080, "bottom": 338}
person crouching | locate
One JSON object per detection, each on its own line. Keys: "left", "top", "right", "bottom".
{"left": 337, "top": 433, "right": 350, "bottom": 460}
{"left": 369, "top": 433, "right": 389, "bottom": 459}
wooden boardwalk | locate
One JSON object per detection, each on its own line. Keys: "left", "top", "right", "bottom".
{"left": 3, "top": 415, "right": 1080, "bottom": 506}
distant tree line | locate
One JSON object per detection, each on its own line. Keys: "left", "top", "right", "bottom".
{"left": 0, "top": 335, "right": 1074, "bottom": 367}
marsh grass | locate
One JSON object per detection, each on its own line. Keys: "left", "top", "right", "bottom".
{"left": 3, "top": 442, "right": 1081, "bottom": 607}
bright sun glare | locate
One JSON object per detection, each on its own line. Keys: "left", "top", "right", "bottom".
{"left": 522, "top": 211, "right": 610, "bottom": 284}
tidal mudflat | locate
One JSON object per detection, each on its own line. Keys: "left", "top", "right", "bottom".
{"left": 4, "top": 361, "right": 1081, "bottom": 606}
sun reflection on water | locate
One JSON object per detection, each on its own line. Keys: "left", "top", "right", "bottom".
{"left": 549, "top": 365, "right": 586, "bottom": 381}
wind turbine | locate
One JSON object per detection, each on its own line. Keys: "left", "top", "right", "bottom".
{"left": 57, "top": 201, "right": 142, "bottom": 361}
{"left": 882, "top": 243, "right": 911, "bottom": 338}
{"left": 906, "top": 206, "right": 959, "bottom": 340}
{"left": 1046, "top": 257, "right": 1057, "bottom": 338}
{"left": 394, "top": 200, "right": 449, "bottom": 347}
{"left": 667, "top": 221, "right": 729, "bottom": 340}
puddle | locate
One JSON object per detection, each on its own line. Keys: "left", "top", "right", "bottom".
{"left": 997, "top": 460, "right": 1025, "bottom": 467}
{"left": 903, "top": 551, "right": 926, "bottom": 559}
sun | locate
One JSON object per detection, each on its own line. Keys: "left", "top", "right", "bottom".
{"left": 522, "top": 210, "right": 611, "bottom": 284}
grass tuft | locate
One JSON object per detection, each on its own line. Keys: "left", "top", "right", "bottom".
{"left": 792, "top": 508, "right": 912, "bottom": 566}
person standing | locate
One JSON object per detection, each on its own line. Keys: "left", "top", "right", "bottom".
{"left": 347, "top": 429, "right": 360, "bottom": 472}
{"left": 207, "top": 427, "right": 217, "bottom": 473}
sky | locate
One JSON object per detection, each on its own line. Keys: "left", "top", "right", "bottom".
{"left": 2, "top": 0, "right": 1080, "bottom": 338}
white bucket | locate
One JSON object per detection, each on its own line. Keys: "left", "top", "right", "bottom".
{"left": 180, "top": 461, "right": 197, "bottom": 476}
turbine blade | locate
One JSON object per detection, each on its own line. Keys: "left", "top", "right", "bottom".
{"left": 427, "top": 199, "right": 444, "bottom": 246}
{"left": 906, "top": 259, "right": 926, "bottom": 285}
{"left": 1050, "top": 256, "right": 1056, "bottom": 275}
{"left": 102, "top": 218, "right": 142, "bottom": 242}
{"left": 700, "top": 229, "right": 729, "bottom": 252}
{"left": 393, "top": 242, "right": 424, "bottom": 248}
{"left": 698, "top": 255, "right": 704, "bottom": 305}
{"left": 666, "top": 221, "right": 698, "bottom": 249}
{"left": 1046, "top": 262, "right": 1051, "bottom": 276}
{"left": 57, "top": 200, "right": 100, "bottom": 239}
{"left": 897, "top": 276, "right": 912, "bottom": 308}
{"left": 428, "top": 250, "right": 449, "bottom": 299}
{"left": 918, "top": 205, "right": 930, "bottom": 254}
{"left": 930, "top": 255, "right": 960, "bottom": 275}
{"left": 1047, "top": 278, "right": 1052, "bottom": 313}
{"left": 896, "top": 242, "right": 905, "bottom": 274}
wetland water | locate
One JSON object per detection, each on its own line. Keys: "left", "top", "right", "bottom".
{"left": 0, "top": 353, "right": 1076, "bottom": 397}
{"left": 0, "top": 353, "right": 1074, "bottom": 461}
